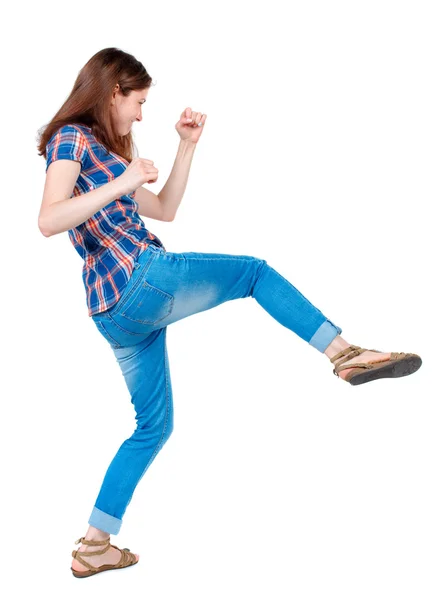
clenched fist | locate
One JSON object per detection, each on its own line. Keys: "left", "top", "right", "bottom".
{"left": 116, "top": 157, "right": 158, "bottom": 196}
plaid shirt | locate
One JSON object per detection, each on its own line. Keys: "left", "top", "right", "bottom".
{"left": 45, "top": 123, "right": 166, "bottom": 317}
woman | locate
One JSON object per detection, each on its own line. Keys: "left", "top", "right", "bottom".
{"left": 37, "top": 47, "right": 422, "bottom": 578}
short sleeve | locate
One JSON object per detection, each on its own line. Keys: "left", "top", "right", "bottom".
{"left": 45, "top": 124, "right": 89, "bottom": 172}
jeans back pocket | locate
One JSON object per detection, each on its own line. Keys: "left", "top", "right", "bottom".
{"left": 120, "top": 280, "right": 174, "bottom": 326}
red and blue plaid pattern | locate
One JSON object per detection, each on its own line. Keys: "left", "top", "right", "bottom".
{"left": 45, "top": 123, "right": 165, "bottom": 316}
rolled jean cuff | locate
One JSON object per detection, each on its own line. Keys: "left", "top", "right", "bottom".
{"left": 309, "top": 319, "right": 342, "bottom": 353}
{"left": 88, "top": 506, "right": 122, "bottom": 535}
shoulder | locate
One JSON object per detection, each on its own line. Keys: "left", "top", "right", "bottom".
{"left": 46, "top": 123, "right": 91, "bottom": 172}
{"left": 48, "top": 123, "right": 88, "bottom": 144}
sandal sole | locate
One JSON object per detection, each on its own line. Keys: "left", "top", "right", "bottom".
{"left": 347, "top": 355, "right": 422, "bottom": 386}
{"left": 71, "top": 560, "right": 138, "bottom": 578}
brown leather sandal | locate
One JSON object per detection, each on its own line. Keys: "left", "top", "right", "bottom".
{"left": 329, "top": 345, "right": 422, "bottom": 386}
{"left": 71, "top": 536, "right": 139, "bottom": 578}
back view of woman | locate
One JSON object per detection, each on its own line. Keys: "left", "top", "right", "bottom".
{"left": 37, "top": 47, "right": 422, "bottom": 579}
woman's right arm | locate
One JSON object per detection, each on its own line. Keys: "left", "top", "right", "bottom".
{"left": 38, "top": 159, "right": 127, "bottom": 237}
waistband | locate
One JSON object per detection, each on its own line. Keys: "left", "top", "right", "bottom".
{"left": 133, "top": 242, "right": 165, "bottom": 271}
{"left": 145, "top": 243, "right": 166, "bottom": 254}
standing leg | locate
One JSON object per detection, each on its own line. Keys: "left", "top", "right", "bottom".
{"left": 89, "top": 327, "right": 173, "bottom": 533}
{"left": 72, "top": 326, "right": 172, "bottom": 573}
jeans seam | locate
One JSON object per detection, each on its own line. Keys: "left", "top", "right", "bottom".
{"left": 107, "top": 312, "right": 148, "bottom": 338}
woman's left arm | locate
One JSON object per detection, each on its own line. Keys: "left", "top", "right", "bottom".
{"left": 158, "top": 107, "right": 207, "bottom": 221}
{"left": 158, "top": 139, "right": 197, "bottom": 221}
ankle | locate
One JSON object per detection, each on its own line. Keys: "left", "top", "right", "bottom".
{"left": 324, "top": 336, "right": 352, "bottom": 360}
{"left": 84, "top": 525, "right": 110, "bottom": 542}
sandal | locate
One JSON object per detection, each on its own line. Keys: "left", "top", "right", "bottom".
{"left": 329, "top": 345, "right": 422, "bottom": 386}
{"left": 71, "top": 536, "right": 139, "bottom": 578}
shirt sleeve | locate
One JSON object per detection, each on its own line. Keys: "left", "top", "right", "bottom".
{"left": 45, "top": 125, "right": 89, "bottom": 172}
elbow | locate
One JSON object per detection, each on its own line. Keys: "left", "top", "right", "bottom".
{"left": 38, "top": 216, "right": 53, "bottom": 237}
{"left": 163, "top": 212, "right": 175, "bottom": 222}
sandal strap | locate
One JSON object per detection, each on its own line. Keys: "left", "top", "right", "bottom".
{"left": 72, "top": 537, "right": 112, "bottom": 570}
{"left": 110, "top": 544, "right": 138, "bottom": 568}
{"left": 329, "top": 345, "right": 364, "bottom": 365}
{"left": 330, "top": 346, "right": 383, "bottom": 376}
{"left": 75, "top": 536, "right": 110, "bottom": 546}
{"left": 71, "top": 552, "right": 100, "bottom": 572}
{"left": 73, "top": 538, "right": 111, "bottom": 556}
{"left": 334, "top": 354, "right": 391, "bottom": 374}
{"left": 73, "top": 543, "right": 111, "bottom": 556}
{"left": 330, "top": 345, "right": 382, "bottom": 365}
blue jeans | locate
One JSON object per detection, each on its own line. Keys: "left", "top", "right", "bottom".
{"left": 89, "top": 244, "right": 342, "bottom": 534}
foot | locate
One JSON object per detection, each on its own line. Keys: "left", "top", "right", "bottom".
{"left": 335, "top": 349, "right": 392, "bottom": 380}
{"left": 71, "top": 539, "right": 139, "bottom": 573}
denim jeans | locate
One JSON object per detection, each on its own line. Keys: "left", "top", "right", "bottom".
{"left": 89, "top": 244, "right": 342, "bottom": 534}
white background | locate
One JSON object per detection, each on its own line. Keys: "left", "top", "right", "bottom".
{"left": 2, "top": 0, "right": 441, "bottom": 597}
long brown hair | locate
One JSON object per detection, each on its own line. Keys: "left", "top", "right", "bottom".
{"left": 37, "top": 47, "right": 154, "bottom": 163}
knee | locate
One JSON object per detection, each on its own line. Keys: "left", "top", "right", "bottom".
{"left": 131, "top": 425, "right": 173, "bottom": 463}
{"left": 157, "top": 410, "right": 174, "bottom": 447}
{"left": 251, "top": 256, "right": 267, "bottom": 279}
{"left": 249, "top": 257, "right": 267, "bottom": 296}
{"left": 134, "top": 412, "right": 174, "bottom": 443}
{"left": 255, "top": 256, "right": 267, "bottom": 269}
{"left": 153, "top": 422, "right": 173, "bottom": 457}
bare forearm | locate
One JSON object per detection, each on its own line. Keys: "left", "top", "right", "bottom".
{"left": 39, "top": 179, "right": 126, "bottom": 237}
{"left": 158, "top": 139, "right": 197, "bottom": 220}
